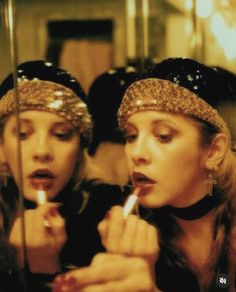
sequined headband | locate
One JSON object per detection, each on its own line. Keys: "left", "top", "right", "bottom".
{"left": 0, "top": 80, "right": 92, "bottom": 140}
{"left": 118, "top": 78, "right": 229, "bottom": 135}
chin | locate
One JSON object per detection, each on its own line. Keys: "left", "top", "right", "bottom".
{"left": 139, "top": 193, "right": 170, "bottom": 209}
{"left": 139, "top": 198, "right": 163, "bottom": 209}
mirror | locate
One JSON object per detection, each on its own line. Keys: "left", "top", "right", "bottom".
{"left": 0, "top": 0, "right": 236, "bottom": 289}
{"left": 2, "top": 0, "right": 236, "bottom": 89}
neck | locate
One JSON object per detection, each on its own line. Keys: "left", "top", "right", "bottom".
{"left": 175, "top": 208, "right": 216, "bottom": 286}
{"left": 176, "top": 207, "right": 216, "bottom": 236}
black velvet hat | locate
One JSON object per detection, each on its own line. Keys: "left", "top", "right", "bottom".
{"left": 88, "top": 66, "right": 139, "bottom": 154}
{"left": 211, "top": 66, "right": 236, "bottom": 143}
{"left": 211, "top": 66, "right": 236, "bottom": 101}
{"left": 0, "top": 60, "right": 87, "bottom": 103}
{"left": 140, "top": 58, "right": 231, "bottom": 108}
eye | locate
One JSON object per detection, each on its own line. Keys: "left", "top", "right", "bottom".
{"left": 19, "top": 131, "right": 29, "bottom": 140}
{"left": 124, "top": 128, "right": 137, "bottom": 143}
{"left": 18, "top": 127, "right": 33, "bottom": 140}
{"left": 54, "top": 129, "right": 74, "bottom": 141}
{"left": 158, "top": 133, "right": 172, "bottom": 143}
{"left": 125, "top": 134, "right": 137, "bottom": 143}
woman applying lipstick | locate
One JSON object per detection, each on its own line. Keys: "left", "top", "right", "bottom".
{"left": 52, "top": 58, "right": 236, "bottom": 292}
{"left": 0, "top": 60, "right": 92, "bottom": 291}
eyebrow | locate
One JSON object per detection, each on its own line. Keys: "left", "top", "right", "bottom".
{"left": 18, "top": 118, "right": 73, "bottom": 127}
{"left": 152, "top": 119, "right": 177, "bottom": 127}
{"left": 126, "top": 118, "right": 178, "bottom": 128}
{"left": 18, "top": 118, "right": 32, "bottom": 125}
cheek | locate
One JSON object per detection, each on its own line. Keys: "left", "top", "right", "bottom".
{"left": 3, "top": 142, "right": 18, "bottom": 168}
{"left": 60, "top": 144, "right": 80, "bottom": 173}
{"left": 125, "top": 146, "right": 133, "bottom": 171}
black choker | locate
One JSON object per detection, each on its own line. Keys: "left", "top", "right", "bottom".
{"left": 168, "top": 194, "right": 220, "bottom": 220}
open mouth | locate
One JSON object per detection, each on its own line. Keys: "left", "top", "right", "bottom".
{"left": 29, "top": 169, "right": 55, "bottom": 189}
{"left": 132, "top": 172, "right": 156, "bottom": 185}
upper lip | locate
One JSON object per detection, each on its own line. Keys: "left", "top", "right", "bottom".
{"left": 29, "top": 169, "right": 55, "bottom": 179}
{"left": 132, "top": 171, "right": 156, "bottom": 184}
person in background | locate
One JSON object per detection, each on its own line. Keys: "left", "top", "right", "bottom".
{"left": 211, "top": 66, "right": 236, "bottom": 151}
{"left": 86, "top": 66, "right": 139, "bottom": 188}
{"left": 52, "top": 58, "right": 236, "bottom": 292}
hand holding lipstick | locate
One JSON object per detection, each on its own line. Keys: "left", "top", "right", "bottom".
{"left": 9, "top": 201, "right": 67, "bottom": 274}
{"left": 98, "top": 205, "right": 160, "bottom": 267}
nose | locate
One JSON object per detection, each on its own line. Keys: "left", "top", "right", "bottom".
{"left": 33, "top": 135, "right": 53, "bottom": 163}
{"left": 130, "top": 136, "right": 151, "bottom": 166}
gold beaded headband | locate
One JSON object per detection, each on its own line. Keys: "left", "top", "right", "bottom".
{"left": 0, "top": 80, "right": 92, "bottom": 141}
{"left": 118, "top": 78, "right": 230, "bottom": 135}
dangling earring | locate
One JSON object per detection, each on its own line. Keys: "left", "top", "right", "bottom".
{"left": 0, "top": 163, "right": 9, "bottom": 188}
{"left": 208, "top": 169, "right": 217, "bottom": 196}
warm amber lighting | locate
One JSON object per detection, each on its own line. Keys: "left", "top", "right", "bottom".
{"left": 126, "top": 0, "right": 136, "bottom": 59}
{"left": 196, "top": 0, "right": 213, "bottom": 18}
{"left": 210, "top": 12, "right": 236, "bottom": 60}
{"left": 185, "top": 0, "right": 193, "bottom": 11}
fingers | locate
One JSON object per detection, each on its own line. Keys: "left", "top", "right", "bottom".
{"left": 98, "top": 206, "right": 159, "bottom": 263}
{"left": 52, "top": 254, "right": 156, "bottom": 292}
{"left": 42, "top": 204, "right": 66, "bottom": 238}
{"left": 35, "top": 203, "right": 66, "bottom": 253}
{"left": 98, "top": 206, "right": 125, "bottom": 252}
{"left": 118, "top": 214, "right": 139, "bottom": 254}
{"left": 9, "top": 202, "right": 66, "bottom": 270}
{"left": 146, "top": 224, "right": 159, "bottom": 262}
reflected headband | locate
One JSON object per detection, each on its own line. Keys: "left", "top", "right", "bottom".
{"left": 0, "top": 80, "right": 92, "bottom": 141}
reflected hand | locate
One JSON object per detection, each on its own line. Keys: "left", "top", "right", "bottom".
{"left": 9, "top": 202, "right": 66, "bottom": 274}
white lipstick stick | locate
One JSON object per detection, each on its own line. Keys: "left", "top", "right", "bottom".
{"left": 36, "top": 189, "right": 53, "bottom": 229}
{"left": 36, "top": 189, "right": 47, "bottom": 205}
{"left": 123, "top": 188, "right": 140, "bottom": 218}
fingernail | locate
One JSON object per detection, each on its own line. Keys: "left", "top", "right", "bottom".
{"left": 52, "top": 274, "right": 65, "bottom": 292}
{"left": 52, "top": 275, "right": 78, "bottom": 292}
{"left": 105, "top": 210, "right": 110, "bottom": 220}
{"left": 49, "top": 207, "right": 59, "bottom": 217}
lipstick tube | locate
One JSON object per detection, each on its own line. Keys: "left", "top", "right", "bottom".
{"left": 123, "top": 188, "right": 140, "bottom": 218}
{"left": 36, "top": 189, "right": 47, "bottom": 205}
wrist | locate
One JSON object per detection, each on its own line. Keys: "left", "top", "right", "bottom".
{"left": 30, "top": 257, "right": 61, "bottom": 274}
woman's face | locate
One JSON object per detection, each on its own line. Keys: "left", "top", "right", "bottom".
{"left": 0, "top": 110, "right": 80, "bottom": 202}
{"left": 125, "top": 111, "right": 210, "bottom": 208}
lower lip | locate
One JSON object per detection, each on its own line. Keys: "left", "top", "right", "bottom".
{"left": 133, "top": 184, "right": 155, "bottom": 196}
{"left": 29, "top": 178, "right": 54, "bottom": 190}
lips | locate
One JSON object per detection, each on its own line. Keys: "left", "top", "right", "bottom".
{"left": 132, "top": 171, "right": 156, "bottom": 187}
{"left": 29, "top": 169, "right": 55, "bottom": 189}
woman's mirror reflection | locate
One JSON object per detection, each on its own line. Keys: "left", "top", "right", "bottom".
{"left": 0, "top": 61, "right": 125, "bottom": 291}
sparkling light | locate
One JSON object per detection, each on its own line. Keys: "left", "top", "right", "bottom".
{"left": 196, "top": 0, "right": 214, "bottom": 18}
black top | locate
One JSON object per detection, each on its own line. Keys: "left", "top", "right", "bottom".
{"left": 2, "top": 180, "right": 233, "bottom": 292}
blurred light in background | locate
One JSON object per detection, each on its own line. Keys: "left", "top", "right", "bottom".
{"left": 196, "top": 0, "right": 214, "bottom": 18}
